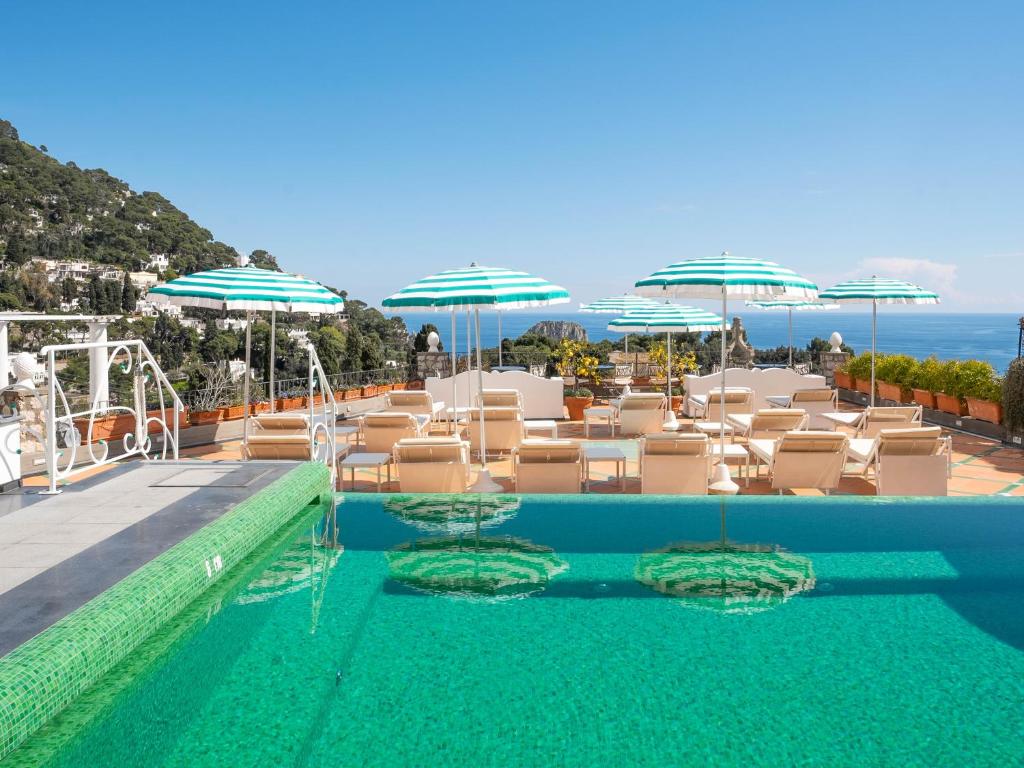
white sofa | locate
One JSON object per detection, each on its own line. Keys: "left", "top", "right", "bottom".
{"left": 426, "top": 370, "right": 565, "bottom": 419}
{"left": 683, "top": 368, "right": 828, "bottom": 417}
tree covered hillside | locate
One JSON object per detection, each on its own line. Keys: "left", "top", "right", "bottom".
{"left": 0, "top": 118, "right": 238, "bottom": 275}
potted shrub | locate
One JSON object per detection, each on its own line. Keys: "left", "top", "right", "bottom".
{"left": 1002, "top": 358, "right": 1024, "bottom": 440}
{"left": 361, "top": 382, "right": 377, "bottom": 398}
{"left": 343, "top": 386, "right": 361, "bottom": 401}
{"left": 564, "top": 386, "right": 594, "bottom": 420}
{"left": 393, "top": 381, "right": 408, "bottom": 391}
{"left": 875, "top": 354, "right": 918, "bottom": 403}
{"left": 190, "top": 407, "right": 223, "bottom": 426}
{"left": 649, "top": 343, "right": 698, "bottom": 413}
{"left": 960, "top": 360, "right": 1003, "bottom": 424}
{"left": 833, "top": 362, "right": 854, "bottom": 390}
{"left": 189, "top": 363, "right": 229, "bottom": 425}
{"left": 911, "top": 356, "right": 942, "bottom": 409}
{"left": 934, "top": 360, "right": 968, "bottom": 416}
{"left": 220, "top": 391, "right": 246, "bottom": 421}
{"left": 845, "top": 353, "right": 875, "bottom": 397}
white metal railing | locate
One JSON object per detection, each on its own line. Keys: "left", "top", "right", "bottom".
{"left": 38, "top": 339, "right": 183, "bottom": 494}
{"left": 306, "top": 343, "right": 339, "bottom": 485}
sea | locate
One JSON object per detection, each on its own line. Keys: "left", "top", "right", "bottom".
{"left": 395, "top": 311, "right": 1022, "bottom": 373}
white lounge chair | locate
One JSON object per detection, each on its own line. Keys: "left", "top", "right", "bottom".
{"left": 728, "top": 409, "right": 809, "bottom": 441}
{"left": 466, "top": 406, "right": 525, "bottom": 459}
{"left": 747, "top": 430, "right": 849, "bottom": 494}
{"left": 245, "top": 413, "right": 315, "bottom": 460}
{"left": 479, "top": 389, "right": 523, "bottom": 408}
{"left": 859, "top": 406, "right": 924, "bottom": 437}
{"left": 393, "top": 436, "right": 471, "bottom": 493}
{"left": 363, "top": 412, "right": 428, "bottom": 454}
{"left": 385, "top": 391, "right": 445, "bottom": 422}
{"left": 766, "top": 388, "right": 838, "bottom": 429}
{"left": 617, "top": 392, "right": 667, "bottom": 436}
{"left": 638, "top": 433, "right": 711, "bottom": 495}
{"left": 513, "top": 439, "right": 583, "bottom": 494}
{"left": 689, "top": 387, "right": 754, "bottom": 422}
{"left": 846, "top": 426, "right": 950, "bottom": 496}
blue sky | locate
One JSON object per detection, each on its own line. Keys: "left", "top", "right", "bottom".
{"left": 3, "top": 1, "right": 1022, "bottom": 312}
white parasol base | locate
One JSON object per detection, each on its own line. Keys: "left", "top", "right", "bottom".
{"left": 469, "top": 468, "right": 503, "bottom": 494}
{"left": 708, "top": 462, "right": 739, "bottom": 496}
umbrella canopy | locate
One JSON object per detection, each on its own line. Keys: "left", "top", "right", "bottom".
{"left": 383, "top": 494, "right": 521, "bottom": 534}
{"left": 635, "top": 253, "right": 818, "bottom": 493}
{"left": 634, "top": 541, "right": 816, "bottom": 615}
{"left": 148, "top": 266, "right": 345, "bottom": 313}
{"left": 386, "top": 535, "right": 568, "bottom": 600}
{"left": 819, "top": 277, "right": 940, "bottom": 405}
{"left": 745, "top": 299, "right": 840, "bottom": 368}
{"left": 579, "top": 294, "right": 661, "bottom": 313}
{"left": 382, "top": 264, "right": 570, "bottom": 492}
{"left": 382, "top": 264, "right": 570, "bottom": 310}
{"left": 607, "top": 304, "right": 723, "bottom": 333}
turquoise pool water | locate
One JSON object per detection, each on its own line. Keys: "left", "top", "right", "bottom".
{"left": 7, "top": 494, "right": 1024, "bottom": 767}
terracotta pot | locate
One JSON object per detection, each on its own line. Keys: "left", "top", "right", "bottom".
{"left": 966, "top": 397, "right": 1003, "bottom": 424}
{"left": 220, "top": 404, "right": 246, "bottom": 421}
{"left": 361, "top": 385, "right": 377, "bottom": 398}
{"left": 253, "top": 401, "right": 270, "bottom": 414}
{"left": 408, "top": 380, "right": 425, "bottom": 391}
{"left": 564, "top": 395, "right": 594, "bottom": 421}
{"left": 343, "top": 389, "right": 361, "bottom": 401}
{"left": 311, "top": 394, "right": 324, "bottom": 407}
{"left": 670, "top": 395, "right": 683, "bottom": 413}
{"left": 876, "top": 381, "right": 910, "bottom": 403}
{"left": 72, "top": 415, "right": 127, "bottom": 443}
{"left": 191, "top": 409, "right": 223, "bottom": 426}
{"left": 935, "top": 392, "right": 967, "bottom": 416}
{"left": 633, "top": 376, "right": 651, "bottom": 387}
{"left": 911, "top": 388, "right": 937, "bottom": 409}
{"left": 394, "top": 382, "right": 408, "bottom": 391}
{"left": 145, "top": 407, "right": 190, "bottom": 433}
{"left": 834, "top": 370, "right": 853, "bottom": 389}
{"left": 854, "top": 378, "right": 875, "bottom": 396}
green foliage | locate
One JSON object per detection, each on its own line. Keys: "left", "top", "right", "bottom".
{"left": 120, "top": 272, "right": 138, "bottom": 313}
{"left": 938, "top": 360, "right": 964, "bottom": 397}
{"left": 875, "top": 354, "right": 919, "bottom": 388}
{"left": 310, "top": 325, "right": 346, "bottom": 375}
{"left": 413, "top": 323, "right": 442, "bottom": 353}
{"left": 843, "top": 352, "right": 874, "bottom": 381}
{"left": 955, "top": 359, "right": 1000, "bottom": 401}
{"left": 247, "top": 249, "right": 279, "bottom": 270}
{"left": 1003, "top": 358, "right": 1024, "bottom": 432}
{"left": 912, "top": 356, "right": 944, "bottom": 392}
{"left": 564, "top": 387, "right": 593, "bottom": 398}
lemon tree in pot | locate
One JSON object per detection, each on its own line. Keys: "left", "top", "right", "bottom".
{"left": 911, "top": 356, "right": 942, "bottom": 408}
{"left": 961, "top": 360, "right": 1003, "bottom": 424}
{"left": 649, "top": 342, "right": 698, "bottom": 413}
{"left": 875, "top": 354, "right": 917, "bottom": 403}
{"left": 555, "top": 339, "right": 601, "bottom": 419}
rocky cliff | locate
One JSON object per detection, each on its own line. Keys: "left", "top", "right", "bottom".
{"left": 524, "top": 320, "right": 587, "bottom": 342}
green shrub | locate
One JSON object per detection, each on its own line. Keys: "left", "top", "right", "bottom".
{"left": 956, "top": 359, "right": 999, "bottom": 401}
{"left": 938, "top": 360, "right": 964, "bottom": 397}
{"left": 564, "top": 387, "right": 593, "bottom": 398}
{"left": 845, "top": 352, "right": 874, "bottom": 381}
{"left": 912, "top": 356, "right": 944, "bottom": 392}
{"left": 875, "top": 354, "right": 918, "bottom": 388}
{"left": 1002, "top": 358, "right": 1024, "bottom": 431}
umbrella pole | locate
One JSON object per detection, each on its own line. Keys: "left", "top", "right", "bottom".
{"left": 470, "top": 307, "right": 500, "bottom": 493}
{"left": 450, "top": 311, "right": 457, "bottom": 434}
{"left": 624, "top": 334, "right": 628, "bottom": 354}
{"left": 788, "top": 307, "right": 793, "bottom": 368}
{"left": 269, "top": 309, "right": 276, "bottom": 413}
{"left": 243, "top": 310, "right": 252, "bottom": 451}
{"left": 497, "top": 310, "right": 503, "bottom": 367}
{"left": 871, "top": 298, "right": 877, "bottom": 407}
{"left": 666, "top": 332, "right": 672, "bottom": 402}
{"left": 709, "top": 284, "right": 738, "bottom": 495}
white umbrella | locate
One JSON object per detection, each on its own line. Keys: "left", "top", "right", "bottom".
{"left": 636, "top": 252, "right": 818, "bottom": 494}
{"left": 744, "top": 299, "right": 839, "bottom": 368}
{"left": 383, "top": 263, "right": 570, "bottom": 492}
{"left": 819, "top": 276, "right": 939, "bottom": 405}
{"left": 580, "top": 294, "right": 661, "bottom": 353}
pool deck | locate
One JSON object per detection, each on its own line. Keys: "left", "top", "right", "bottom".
{"left": 0, "top": 460, "right": 298, "bottom": 655}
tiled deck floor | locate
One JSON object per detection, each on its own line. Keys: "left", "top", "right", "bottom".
{"left": 21, "top": 407, "right": 1024, "bottom": 497}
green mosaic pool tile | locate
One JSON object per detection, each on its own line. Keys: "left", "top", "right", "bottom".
{"left": 0, "top": 461, "right": 330, "bottom": 761}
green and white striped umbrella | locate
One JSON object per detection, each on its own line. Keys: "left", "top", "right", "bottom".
{"left": 579, "top": 294, "right": 661, "bottom": 314}
{"left": 819, "top": 277, "right": 940, "bottom": 305}
{"left": 148, "top": 266, "right": 345, "bottom": 313}
{"left": 381, "top": 263, "right": 570, "bottom": 310}
{"left": 386, "top": 535, "right": 568, "bottom": 600}
{"left": 635, "top": 254, "right": 818, "bottom": 493}
{"left": 819, "top": 277, "right": 940, "bottom": 405}
{"left": 634, "top": 541, "right": 816, "bottom": 615}
{"left": 607, "top": 304, "right": 722, "bottom": 333}
{"left": 634, "top": 253, "right": 818, "bottom": 300}
{"left": 745, "top": 299, "right": 840, "bottom": 368}
{"left": 383, "top": 494, "right": 521, "bottom": 534}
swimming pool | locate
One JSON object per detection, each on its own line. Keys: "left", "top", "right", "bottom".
{"left": 7, "top": 493, "right": 1023, "bottom": 767}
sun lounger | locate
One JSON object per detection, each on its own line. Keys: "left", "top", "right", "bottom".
{"left": 466, "top": 406, "right": 525, "bottom": 458}
{"left": 617, "top": 392, "right": 667, "bottom": 436}
{"left": 766, "top": 388, "right": 838, "bottom": 429}
{"left": 479, "top": 389, "right": 523, "bottom": 408}
{"left": 512, "top": 439, "right": 583, "bottom": 493}
{"left": 747, "top": 430, "right": 849, "bottom": 494}
{"left": 363, "top": 412, "right": 428, "bottom": 454}
{"left": 639, "top": 433, "right": 711, "bottom": 494}
{"left": 727, "top": 408, "right": 809, "bottom": 441}
{"left": 393, "top": 436, "right": 471, "bottom": 492}
{"left": 385, "top": 391, "right": 446, "bottom": 422}
{"left": 688, "top": 388, "right": 754, "bottom": 422}
{"left": 845, "top": 426, "right": 950, "bottom": 495}
{"left": 859, "top": 406, "right": 924, "bottom": 437}
{"left": 244, "top": 434, "right": 314, "bottom": 460}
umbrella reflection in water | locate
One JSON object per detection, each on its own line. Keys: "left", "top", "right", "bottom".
{"left": 384, "top": 494, "right": 521, "bottom": 535}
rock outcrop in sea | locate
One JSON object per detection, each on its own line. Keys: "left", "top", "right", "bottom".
{"left": 524, "top": 320, "right": 588, "bottom": 342}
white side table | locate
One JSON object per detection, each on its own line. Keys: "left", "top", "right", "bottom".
{"left": 583, "top": 407, "right": 615, "bottom": 438}
{"left": 694, "top": 421, "right": 734, "bottom": 437}
{"left": 583, "top": 444, "right": 626, "bottom": 491}
{"left": 339, "top": 452, "right": 391, "bottom": 491}
{"left": 524, "top": 419, "right": 558, "bottom": 439}
{"left": 710, "top": 443, "right": 750, "bottom": 485}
